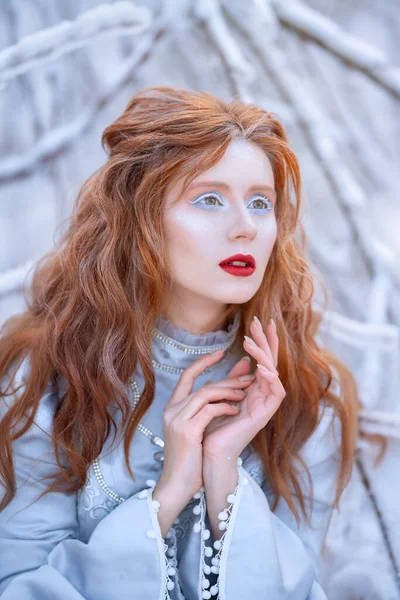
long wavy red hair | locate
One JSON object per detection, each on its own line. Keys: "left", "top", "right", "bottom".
{"left": 0, "top": 86, "right": 364, "bottom": 526}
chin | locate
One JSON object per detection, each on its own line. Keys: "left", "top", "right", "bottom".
{"left": 215, "top": 289, "right": 259, "bottom": 304}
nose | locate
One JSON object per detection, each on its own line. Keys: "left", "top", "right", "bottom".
{"left": 227, "top": 203, "right": 258, "bottom": 241}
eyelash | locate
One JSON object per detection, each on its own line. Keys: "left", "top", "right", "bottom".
{"left": 189, "top": 191, "right": 273, "bottom": 213}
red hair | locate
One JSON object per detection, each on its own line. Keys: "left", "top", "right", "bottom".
{"left": 0, "top": 86, "right": 365, "bottom": 524}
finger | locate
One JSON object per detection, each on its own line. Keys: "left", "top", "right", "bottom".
{"left": 227, "top": 356, "right": 252, "bottom": 379}
{"left": 191, "top": 402, "right": 240, "bottom": 434}
{"left": 256, "top": 367, "right": 286, "bottom": 403}
{"left": 203, "top": 374, "right": 255, "bottom": 389}
{"left": 168, "top": 350, "right": 225, "bottom": 407}
{"left": 251, "top": 374, "right": 286, "bottom": 429}
{"left": 266, "top": 320, "right": 279, "bottom": 368}
{"left": 178, "top": 386, "right": 247, "bottom": 420}
{"left": 250, "top": 319, "right": 274, "bottom": 365}
{"left": 243, "top": 337, "right": 278, "bottom": 373}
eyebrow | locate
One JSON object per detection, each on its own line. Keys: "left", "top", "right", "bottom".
{"left": 187, "top": 180, "right": 277, "bottom": 200}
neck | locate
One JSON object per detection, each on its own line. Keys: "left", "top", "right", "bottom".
{"left": 161, "top": 295, "right": 231, "bottom": 336}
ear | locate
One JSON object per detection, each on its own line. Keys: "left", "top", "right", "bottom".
{"left": 227, "top": 356, "right": 252, "bottom": 379}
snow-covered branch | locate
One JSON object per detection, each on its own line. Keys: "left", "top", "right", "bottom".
{"left": 193, "top": 0, "right": 263, "bottom": 101}
{"left": 359, "top": 409, "right": 400, "bottom": 440}
{"left": 0, "top": 24, "right": 163, "bottom": 180}
{"left": 0, "top": 2, "right": 152, "bottom": 84}
{"left": 272, "top": 0, "right": 400, "bottom": 98}
{"left": 0, "top": 261, "right": 34, "bottom": 297}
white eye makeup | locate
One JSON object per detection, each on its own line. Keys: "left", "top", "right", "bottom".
{"left": 188, "top": 191, "right": 273, "bottom": 214}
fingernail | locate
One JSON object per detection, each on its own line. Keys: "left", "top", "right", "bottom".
{"left": 270, "top": 318, "right": 276, "bottom": 329}
{"left": 235, "top": 389, "right": 246, "bottom": 395}
{"left": 238, "top": 374, "right": 255, "bottom": 381}
{"left": 244, "top": 335, "right": 256, "bottom": 346}
{"left": 253, "top": 315, "right": 263, "bottom": 331}
{"left": 240, "top": 356, "right": 251, "bottom": 363}
{"left": 256, "top": 364, "right": 269, "bottom": 373}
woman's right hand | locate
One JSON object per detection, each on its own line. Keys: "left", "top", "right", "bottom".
{"left": 156, "top": 350, "right": 254, "bottom": 503}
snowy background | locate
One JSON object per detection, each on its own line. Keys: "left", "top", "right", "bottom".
{"left": 0, "top": 1, "right": 399, "bottom": 598}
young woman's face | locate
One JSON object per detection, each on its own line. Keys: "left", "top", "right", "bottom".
{"left": 163, "top": 138, "right": 277, "bottom": 309}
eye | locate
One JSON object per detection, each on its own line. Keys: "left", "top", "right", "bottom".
{"left": 189, "top": 192, "right": 224, "bottom": 209}
{"left": 248, "top": 195, "right": 273, "bottom": 212}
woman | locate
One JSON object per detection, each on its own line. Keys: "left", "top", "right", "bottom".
{"left": 0, "top": 86, "right": 359, "bottom": 599}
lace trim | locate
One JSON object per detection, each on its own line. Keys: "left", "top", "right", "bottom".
{"left": 139, "top": 482, "right": 177, "bottom": 600}
{"left": 192, "top": 487, "right": 215, "bottom": 599}
{"left": 210, "top": 465, "right": 248, "bottom": 600}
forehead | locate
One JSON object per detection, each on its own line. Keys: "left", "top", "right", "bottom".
{"left": 190, "top": 139, "right": 274, "bottom": 187}
{"left": 166, "top": 139, "right": 275, "bottom": 204}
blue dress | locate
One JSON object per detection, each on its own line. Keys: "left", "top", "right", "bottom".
{"left": 0, "top": 310, "right": 341, "bottom": 599}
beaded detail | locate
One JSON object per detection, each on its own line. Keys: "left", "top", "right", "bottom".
{"left": 210, "top": 458, "right": 247, "bottom": 599}
{"left": 139, "top": 480, "right": 178, "bottom": 599}
{"left": 78, "top": 468, "right": 117, "bottom": 520}
{"left": 152, "top": 351, "right": 234, "bottom": 375}
{"left": 151, "top": 328, "right": 234, "bottom": 355}
{"left": 190, "top": 486, "right": 215, "bottom": 600}
{"left": 91, "top": 459, "right": 126, "bottom": 505}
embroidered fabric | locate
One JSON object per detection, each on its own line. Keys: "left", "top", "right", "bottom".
{"left": 78, "top": 467, "right": 118, "bottom": 520}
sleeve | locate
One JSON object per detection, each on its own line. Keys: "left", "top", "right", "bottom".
{"left": 201, "top": 406, "right": 342, "bottom": 600}
{"left": 0, "top": 362, "right": 178, "bottom": 600}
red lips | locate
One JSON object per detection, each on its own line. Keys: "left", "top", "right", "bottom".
{"left": 219, "top": 254, "right": 256, "bottom": 268}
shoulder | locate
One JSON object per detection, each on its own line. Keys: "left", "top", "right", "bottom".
{"left": 1, "top": 355, "right": 60, "bottom": 437}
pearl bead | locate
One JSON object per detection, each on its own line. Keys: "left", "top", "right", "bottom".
{"left": 218, "top": 521, "right": 227, "bottom": 530}
{"left": 167, "top": 547, "right": 176, "bottom": 557}
{"left": 146, "top": 479, "right": 156, "bottom": 487}
{"left": 236, "top": 457, "right": 243, "bottom": 466}
{"left": 192, "top": 505, "right": 201, "bottom": 515}
{"left": 218, "top": 510, "right": 228, "bottom": 520}
{"left": 202, "top": 591, "right": 211, "bottom": 599}
{"left": 205, "top": 546, "right": 213, "bottom": 558}
{"left": 138, "top": 490, "right": 148, "bottom": 499}
{"left": 166, "top": 530, "right": 172, "bottom": 538}
{"left": 204, "top": 565, "right": 211, "bottom": 575}
{"left": 193, "top": 491, "right": 202, "bottom": 499}
{"left": 241, "top": 477, "right": 249, "bottom": 486}
{"left": 193, "top": 522, "right": 201, "bottom": 533}
{"left": 146, "top": 529, "right": 156, "bottom": 539}
{"left": 210, "top": 584, "right": 219, "bottom": 595}
{"left": 211, "top": 557, "right": 220, "bottom": 567}
{"left": 167, "top": 580, "right": 175, "bottom": 591}
{"left": 202, "top": 529, "right": 211, "bottom": 540}
{"left": 213, "top": 540, "right": 222, "bottom": 550}
{"left": 202, "top": 578, "right": 210, "bottom": 589}
{"left": 227, "top": 493, "right": 236, "bottom": 503}
{"left": 167, "top": 566, "right": 176, "bottom": 576}
{"left": 211, "top": 565, "right": 219, "bottom": 574}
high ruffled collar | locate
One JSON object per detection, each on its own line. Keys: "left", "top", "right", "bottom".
{"left": 150, "top": 310, "right": 242, "bottom": 372}
{"left": 153, "top": 310, "right": 241, "bottom": 348}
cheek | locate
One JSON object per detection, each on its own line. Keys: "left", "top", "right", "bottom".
{"left": 259, "top": 216, "right": 277, "bottom": 254}
{"left": 164, "top": 210, "right": 217, "bottom": 260}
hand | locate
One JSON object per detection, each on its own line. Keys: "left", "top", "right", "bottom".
{"left": 202, "top": 317, "right": 286, "bottom": 464}
{"left": 159, "top": 350, "right": 256, "bottom": 500}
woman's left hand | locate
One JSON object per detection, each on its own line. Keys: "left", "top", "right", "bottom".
{"left": 202, "top": 317, "right": 286, "bottom": 464}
